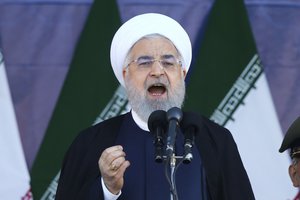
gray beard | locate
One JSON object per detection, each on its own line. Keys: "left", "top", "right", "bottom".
{"left": 125, "top": 76, "right": 185, "bottom": 122}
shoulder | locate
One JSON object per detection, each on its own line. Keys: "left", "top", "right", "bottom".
{"left": 59, "top": 113, "right": 127, "bottom": 172}
{"left": 200, "top": 115, "right": 242, "bottom": 159}
{"left": 196, "top": 114, "right": 237, "bottom": 151}
{"left": 78, "top": 114, "right": 126, "bottom": 139}
{"left": 201, "top": 115, "right": 231, "bottom": 135}
{"left": 67, "top": 113, "right": 127, "bottom": 153}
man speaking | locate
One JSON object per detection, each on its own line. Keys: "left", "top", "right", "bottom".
{"left": 55, "top": 13, "right": 254, "bottom": 200}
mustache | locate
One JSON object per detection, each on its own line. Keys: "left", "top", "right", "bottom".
{"left": 144, "top": 77, "right": 170, "bottom": 89}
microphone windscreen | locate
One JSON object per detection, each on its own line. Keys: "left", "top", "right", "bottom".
{"left": 166, "top": 107, "right": 183, "bottom": 122}
{"left": 147, "top": 110, "right": 167, "bottom": 133}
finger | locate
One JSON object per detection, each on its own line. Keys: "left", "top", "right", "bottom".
{"left": 101, "top": 152, "right": 126, "bottom": 172}
{"left": 101, "top": 145, "right": 123, "bottom": 159}
{"left": 109, "top": 156, "right": 125, "bottom": 171}
{"left": 105, "top": 150, "right": 126, "bottom": 163}
{"left": 110, "top": 156, "right": 125, "bottom": 168}
{"left": 99, "top": 146, "right": 124, "bottom": 165}
{"left": 103, "top": 161, "right": 130, "bottom": 195}
{"left": 114, "top": 160, "right": 130, "bottom": 179}
{"left": 99, "top": 146, "right": 126, "bottom": 173}
{"left": 105, "top": 145, "right": 123, "bottom": 154}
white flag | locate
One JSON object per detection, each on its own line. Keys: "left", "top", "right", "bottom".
{"left": 0, "top": 51, "right": 31, "bottom": 199}
{"left": 226, "top": 73, "right": 297, "bottom": 199}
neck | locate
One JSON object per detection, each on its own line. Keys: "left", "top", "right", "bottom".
{"left": 131, "top": 110, "right": 149, "bottom": 131}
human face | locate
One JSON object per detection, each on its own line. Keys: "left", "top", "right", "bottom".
{"left": 123, "top": 37, "right": 187, "bottom": 122}
{"left": 289, "top": 157, "right": 300, "bottom": 187}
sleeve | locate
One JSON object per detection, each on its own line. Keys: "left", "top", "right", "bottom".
{"left": 55, "top": 128, "right": 105, "bottom": 200}
{"left": 55, "top": 115, "right": 123, "bottom": 200}
{"left": 101, "top": 178, "right": 121, "bottom": 200}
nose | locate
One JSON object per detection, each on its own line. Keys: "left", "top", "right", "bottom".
{"left": 149, "top": 61, "right": 164, "bottom": 77}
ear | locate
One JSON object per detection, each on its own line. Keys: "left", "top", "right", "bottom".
{"left": 122, "top": 68, "right": 128, "bottom": 80}
{"left": 182, "top": 69, "right": 187, "bottom": 79}
{"left": 289, "top": 164, "right": 300, "bottom": 187}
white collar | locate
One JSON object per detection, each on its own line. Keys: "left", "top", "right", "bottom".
{"left": 131, "top": 110, "right": 149, "bottom": 132}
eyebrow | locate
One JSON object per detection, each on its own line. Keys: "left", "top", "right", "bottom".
{"left": 136, "top": 55, "right": 153, "bottom": 61}
{"left": 136, "top": 54, "right": 176, "bottom": 60}
{"left": 161, "top": 54, "right": 176, "bottom": 59}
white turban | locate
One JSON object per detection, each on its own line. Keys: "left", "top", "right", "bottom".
{"left": 110, "top": 13, "right": 192, "bottom": 87}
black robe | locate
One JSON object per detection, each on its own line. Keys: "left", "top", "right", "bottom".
{"left": 55, "top": 112, "right": 255, "bottom": 200}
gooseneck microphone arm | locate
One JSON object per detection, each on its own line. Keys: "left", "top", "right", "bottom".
{"left": 147, "top": 110, "right": 167, "bottom": 163}
{"left": 148, "top": 108, "right": 199, "bottom": 200}
{"left": 182, "top": 126, "right": 195, "bottom": 164}
{"left": 154, "top": 126, "right": 164, "bottom": 163}
{"left": 166, "top": 107, "right": 183, "bottom": 158}
{"left": 165, "top": 107, "right": 183, "bottom": 200}
{"left": 181, "top": 111, "right": 201, "bottom": 164}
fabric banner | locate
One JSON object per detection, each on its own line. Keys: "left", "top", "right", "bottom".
{"left": 29, "top": 1, "right": 122, "bottom": 199}
{"left": 184, "top": 0, "right": 296, "bottom": 198}
{"left": 0, "top": 50, "right": 31, "bottom": 199}
{"left": 29, "top": 0, "right": 299, "bottom": 199}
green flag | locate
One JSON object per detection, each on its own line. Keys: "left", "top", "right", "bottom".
{"left": 30, "top": 1, "right": 123, "bottom": 198}
{"left": 184, "top": 0, "right": 296, "bottom": 198}
{"left": 184, "top": 0, "right": 262, "bottom": 122}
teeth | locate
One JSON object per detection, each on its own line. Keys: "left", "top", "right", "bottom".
{"left": 152, "top": 83, "right": 164, "bottom": 87}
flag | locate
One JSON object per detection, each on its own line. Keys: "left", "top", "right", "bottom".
{"left": 184, "top": 0, "right": 297, "bottom": 198}
{"left": 29, "top": 0, "right": 298, "bottom": 199}
{"left": 29, "top": 1, "right": 129, "bottom": 199}
{"left": 0, "top": 50, "right": 31, "bottom": 199}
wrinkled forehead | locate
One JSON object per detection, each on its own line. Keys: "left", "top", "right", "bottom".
{"left": 126, "top": 34, "right": 181, "bottom": 59}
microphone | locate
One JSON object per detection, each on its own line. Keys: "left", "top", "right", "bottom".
{"left": 181, "top": 111, "right": 202, "bottom": 164}
{"left": 148, "top": 110, "right": 167, "bottom": 163}
{"left": 166, "top": 107, "right": 183, "bottom": 158}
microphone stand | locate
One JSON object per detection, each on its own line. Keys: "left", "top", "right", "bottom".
{"left": 148, "top": 108, "right": 195, "bottom": 200}
{"left": 169, "top": 153, "right": 177, "bottom": 200}
{"left": 165, "top": 153, "right": 189, "bottom": 200}
{"left": 164, "top": 142, "right": 194, "bottom": 200}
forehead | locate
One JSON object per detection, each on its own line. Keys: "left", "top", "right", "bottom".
{"left": 128, "top": 37, "right": 179, "bottom": 57}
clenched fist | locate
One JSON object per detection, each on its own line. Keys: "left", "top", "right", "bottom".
{"left": 98, "top": 145, "right": 130, "bottom": 194}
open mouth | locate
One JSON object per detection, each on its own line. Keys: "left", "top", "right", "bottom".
{"left": 147, "top": 83, "right": 167, "bottom": 96}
